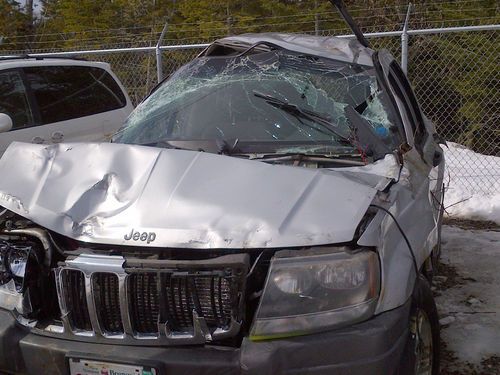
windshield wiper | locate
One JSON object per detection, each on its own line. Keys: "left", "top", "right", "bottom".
{"left": 253, "top": 90, "right": 352, "bottom": 145}
{"left": 235, "top": 152, "right": 365, "bottom": 166}
{"left": 137, "top": 138, "right": 241, "bottom": 155}
{"left": 216, "top": 137, "right": 240, "bottom": 155}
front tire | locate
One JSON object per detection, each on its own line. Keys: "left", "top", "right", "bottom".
{"left": 400, "top": 275, "right": 440, "bottom": 375}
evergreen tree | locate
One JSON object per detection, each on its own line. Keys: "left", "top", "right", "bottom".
{"left": 0, "top": 0, "right": 29, "bottom": 51}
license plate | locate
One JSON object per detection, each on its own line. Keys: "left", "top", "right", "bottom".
{"left": 69, "top": 358, "right": 157, "bottom": 375}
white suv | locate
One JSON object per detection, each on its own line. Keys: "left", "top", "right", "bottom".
{"left": 0, "top": 57, "right": 134, "bottom": 155}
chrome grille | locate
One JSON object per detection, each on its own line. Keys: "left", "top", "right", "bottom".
{"left": 93, "top": 273, "right": 123, "bottom": 334}
{"left": 55, "top": 254, "right": 247, "bottom": 344}
{"left": 166, "top": 275, "right": 232, "bottom": 330}
{"left": 59, "top": 269, "right": 92, "bottom": 332}
{"left": 126, "top": 273, "right": 234, "bottom": 334}
{"left": 128, "top": 273, "right": 160, "bottom": 334}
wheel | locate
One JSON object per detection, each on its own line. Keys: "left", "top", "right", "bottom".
{"left": 399, "top": 275, "right": 440, "bottom": 375}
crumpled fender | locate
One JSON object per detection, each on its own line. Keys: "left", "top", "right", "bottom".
{"left": 358, "top": 149, "right": 439, "bottom": 313}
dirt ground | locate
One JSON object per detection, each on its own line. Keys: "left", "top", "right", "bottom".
{"left": 437, "top": 219, "right": 500, "bottom": 375}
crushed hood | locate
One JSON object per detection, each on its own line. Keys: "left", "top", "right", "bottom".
{"left": 0, "top": 142, "right": 389, "bottom": 249}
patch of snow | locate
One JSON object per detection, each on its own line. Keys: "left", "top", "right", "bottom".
{"left": 443, "top": 142, "right": 500, "bottom": 224}
{"left": 437, "top": 225, "right": 500, "bottom": 366}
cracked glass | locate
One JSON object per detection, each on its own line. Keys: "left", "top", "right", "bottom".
{"left": 114, "top": 50, "right": 400, "bottom": 158}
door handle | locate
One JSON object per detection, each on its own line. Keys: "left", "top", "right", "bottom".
{"left": 51, "top": 131, "right": 64, "bottom": 143}
{"left": 32, "top": 136, "right": 45, "bottom": 144}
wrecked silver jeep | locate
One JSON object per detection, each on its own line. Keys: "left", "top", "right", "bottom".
{"left": 0, "top": 2, "right": 445, "bottom": 375}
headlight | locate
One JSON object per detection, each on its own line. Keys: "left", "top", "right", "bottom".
{"left": 8, "top": 246, "right": 31, "bottom": 278}
{"left": 0, "top": 240, "right": 34, "bottom": 313}
{"left": 0, "top": 241, "right": 30, "bottom": 288}
{"left": 250, "top": 248, "right": 380, "bottom": 340}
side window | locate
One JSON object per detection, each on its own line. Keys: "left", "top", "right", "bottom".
{"left": 388, "top": 62, "right": 427, "bottom": 149}
{"left": 0, "top": 70, "right": 34, "bottom": 129}
{"left": 23, "top": 66, "right": 127, "bottom": 125}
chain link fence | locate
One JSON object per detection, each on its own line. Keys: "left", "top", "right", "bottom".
{"left": 1, "top": 26, "right": 499, "bottom": 195}
{"left": 409, "top": 28, "right": 499, "bottom": 196}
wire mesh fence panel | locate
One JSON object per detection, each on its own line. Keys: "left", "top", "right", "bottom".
{"left": 160, "top": 48, "right": 204, "bottom": 84}
{"left": 408, "top": 29, "right": 500, "bottom": 195}
{"left": 77, "top": 51, "right": 159, "bottom": 106}
{"left": 78, "top": 49, "right": 205, "bottom": 106}
{"left": 368, "top": 35, "right": 402, "bottom": 60}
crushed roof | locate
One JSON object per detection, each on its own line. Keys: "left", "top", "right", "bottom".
{"left": 216, "top": 32, "right": 375, "bottom": 66}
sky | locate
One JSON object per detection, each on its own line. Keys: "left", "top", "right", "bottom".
{"left": 18, "top": 0, "right": 42, "bottom": 15}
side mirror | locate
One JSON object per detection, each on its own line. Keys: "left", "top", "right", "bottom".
{"left": 0, "top": 113, "right": 13, "bottom": 133}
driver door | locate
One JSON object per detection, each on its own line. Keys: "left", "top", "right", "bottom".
{"left": 375, "top": 49, "right": 445, "bottom": 248}
{"left": 375, "top": 50, "right": 444, "bottom": 167}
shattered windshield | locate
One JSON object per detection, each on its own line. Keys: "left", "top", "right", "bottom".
{"left": 114, "top": 49, "right": 400, "bottom": 159}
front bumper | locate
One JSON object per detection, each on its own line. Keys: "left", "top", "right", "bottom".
{"left": 0, "top": 300, "right": 410, "bottom": 375}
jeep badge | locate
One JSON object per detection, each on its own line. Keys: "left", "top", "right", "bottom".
{"left": 124, "top": 229, "right": 156, "bottom": 244}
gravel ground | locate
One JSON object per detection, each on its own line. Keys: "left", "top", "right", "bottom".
{"left": 437, "top": 221, "right": 500, "bottom": 374}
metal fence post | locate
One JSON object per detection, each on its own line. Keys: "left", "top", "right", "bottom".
{"left": 401, "top": 4, "right": 412, "bottom": 74}
{"left": 156, "top": 20, "right": 169, "bottom": 83}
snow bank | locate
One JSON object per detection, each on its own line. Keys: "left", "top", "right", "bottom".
{"left": 443, "top": 142, "right": 500, "bottom": 224}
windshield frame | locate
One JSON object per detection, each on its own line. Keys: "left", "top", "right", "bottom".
{"left": 113, "top": 41, "right": 405, "bottom": 161}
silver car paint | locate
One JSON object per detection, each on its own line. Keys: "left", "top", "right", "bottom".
{"left": 214, "top": 33, "right": 374, "bottom": 66}
{"left": 0, "top": 141, "right": 381, "bottom": 249}
{"left": 360, "top": 149, "right": 441, "bottom": 313}
{"left": 0, "top": 34, "right": 443, "bottom": 315}
{"left": 0, "top": 140, "right": 441, "bottom": 313}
